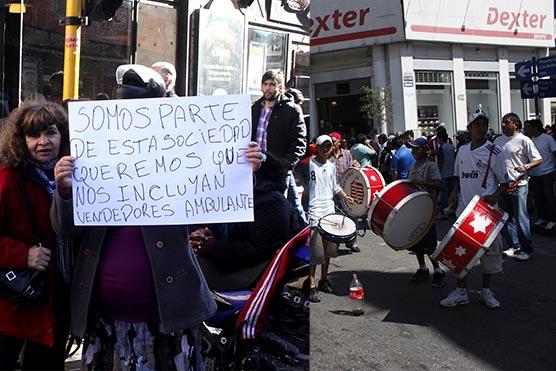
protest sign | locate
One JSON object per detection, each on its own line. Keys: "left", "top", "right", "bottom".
{"left": 68, "top": 94, "right": 254, "bottom": 226}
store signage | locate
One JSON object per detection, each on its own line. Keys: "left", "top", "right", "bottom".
{"left": 404, "top": 0, "right": 554, "bottom": 47}
{"left": 310, "top": 0, "right": 405, "bottom": 53}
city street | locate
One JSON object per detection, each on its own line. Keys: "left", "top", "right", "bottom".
{"left": 310, "top": 219, "right": 556, "bottom": 370}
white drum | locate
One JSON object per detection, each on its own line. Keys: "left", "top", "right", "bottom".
{"left": 317, "top": 214, "right": 357, "bottom": 244}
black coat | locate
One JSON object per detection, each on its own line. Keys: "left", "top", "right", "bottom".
{"left": 251, "top": 94, "right": 307, "bottom": 169}
{"left": 207, "top": 174, "right": 304, "bottom": 269}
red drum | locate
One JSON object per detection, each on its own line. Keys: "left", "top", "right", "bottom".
{"left": 431, "top": 195, "right": 508, "bottom": 278}
{"left": 341, "top": 167, "right": 385, "bottom": 218}
{"left": 368, "top": 180, "right": 434, "bottom": 250}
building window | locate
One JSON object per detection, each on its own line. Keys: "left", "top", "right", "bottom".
{"left": 415, "top": 71, "right": 456, "bottom": 138}
{"left": 247, "top": 28, "right": 287, "bottom": 101}
{"left": 465, "top": 71, "right": 500, "bottom": 132}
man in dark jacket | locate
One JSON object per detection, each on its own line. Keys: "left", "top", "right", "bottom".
{"left": 190, "top": 154, "right": 305, "bottom": 290}
{"left": 252, "top": 71, "right": 307, "bottom": 222}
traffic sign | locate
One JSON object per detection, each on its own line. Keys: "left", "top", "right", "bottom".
{"left": 537, "top": 79, "right": 556, "bottom": 98}
{"left": 537, "top": 55, "right": 556, "bottom": 78}
{"left": 515, "top": 61, "right": 533, "bottom": 81}
{"left": 520, "top": 82, "right": 535, "bottom": 99}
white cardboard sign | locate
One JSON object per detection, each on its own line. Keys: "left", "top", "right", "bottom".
{"left": 67, "top": 95, "right": 254, "bottom": 226}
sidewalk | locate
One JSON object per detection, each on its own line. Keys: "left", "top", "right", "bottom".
{"left": 310, "top": 219, "right": 556, "bottom": 370}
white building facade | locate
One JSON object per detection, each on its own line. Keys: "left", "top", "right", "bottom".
{"left": 310, "top": 0, "right": 555, "bottom": 140}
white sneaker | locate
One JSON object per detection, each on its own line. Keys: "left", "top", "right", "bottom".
{"left": 545, "top": 222, "right": 555, "bottom": 230}
{"left": 503, "top": 247, "right": 520, "bottom": 257}
{"left": 534, "top": 219, "right": 547, "bottom": 227}
{"left": 479, "top": 290, "right": 500, "bottom": 309}
{"left": 440, "top": 289, "right": 470, "bottom": 307}
{"left": 515, "top": 251, "right": 532, "bottom": 261}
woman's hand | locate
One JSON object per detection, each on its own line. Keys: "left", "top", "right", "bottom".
{"left": 244, "top": 142, "right": 263, "bottom": 172}
{"left": 54, "top": 156, "right": 75, "bottom": 195}
{"left": 27, "top": 244, "right": 51, "bottom": 271}
{"left": 189, "top": 227, "right": 215, "bottom": 256}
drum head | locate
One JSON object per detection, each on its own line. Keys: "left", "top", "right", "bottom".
{"left": 383, "top": 192, "right": 434, "bottom": 250}
{"left": 341, "top": 168, "right": 384, "bottom": 217}
{"left": 318, "top": 214, "right": 357, "bottom": 239}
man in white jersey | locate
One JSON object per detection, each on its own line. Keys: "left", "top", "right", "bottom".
{"left": 441, "top": 112, "right": 509, "bottom": 309}
{"left": 524, "top": 119, "right": 556, "bottom": 230}
{"left": 306, "top": 135, "right": 353, "bottom": 302}
{"left": 495, "top": 113, "right": 543, "bottom": 262}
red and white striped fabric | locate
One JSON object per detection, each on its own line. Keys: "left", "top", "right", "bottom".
{"left": 236, "top": 227, "right": 310, "bottom": 340}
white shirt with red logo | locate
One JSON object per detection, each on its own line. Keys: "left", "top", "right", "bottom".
{"left": 454, "top": 141, "right": 508, "bottom": 216}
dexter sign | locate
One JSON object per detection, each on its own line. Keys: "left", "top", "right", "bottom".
{"left": 404, "top": 0, "right": 554, "bottom": 47}
{"left": 310, "top": 0, "right": 404, "bottom": 53}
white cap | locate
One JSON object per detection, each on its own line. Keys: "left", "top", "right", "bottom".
{"left": 315, "top": 135, "right": 332, "bottom": 146}
{"left": 468, "top": 111, "right": 489, "bottom": 125}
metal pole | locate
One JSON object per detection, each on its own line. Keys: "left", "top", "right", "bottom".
{"left": 532, "top": 56, "right": 540, "bottom": 118}
{"left": 62, "top": 0, "right": 82, "bottom": 101}
{"left": 17, "top": 0, "right": 23, "bottom": 105}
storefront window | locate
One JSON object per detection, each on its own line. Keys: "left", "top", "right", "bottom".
{"left": 415, "top": 71, "right": 456, "bottom": 138}
{"left": 465, "top": 71, "right": 500, "bottom": 133}
{"left": 290, "top": 43, "right": 310, "bottom": 119}
{"left": 0, "top": 0, "right": 132, "bottom": 110}
{"left": 247, "top": 28, "right": 287, "bottom": 101}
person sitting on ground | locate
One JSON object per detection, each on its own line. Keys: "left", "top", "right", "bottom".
{"left": 406, "top": 137, "right": 444, "bottom": 288}
{"left": 189, "top": 153, "right": 305, "bottom": 291}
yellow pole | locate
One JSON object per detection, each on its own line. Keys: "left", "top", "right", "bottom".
{"left": 62, "top": 0, "right": 82, "bottom": 101}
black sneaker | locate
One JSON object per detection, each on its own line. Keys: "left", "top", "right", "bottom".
{"left": 318, "top": 279, "right": 336, "bottom": 294}
{"left": 347, "top": 243, "right": 361, "bottom": 253}
{"left": 309, "top": 287, "right": 321, "bottom": 303}
{"left": 431, "top": 271, "right": 445, "bottom": 288}
{"left": 410, "top": 268, "right": 429, "bottom": 283}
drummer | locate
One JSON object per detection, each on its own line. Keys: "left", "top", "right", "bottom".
{"left": 440, "top": 112, "right": 509, "bottom": 309}
{"left": 406, "top": 137, "right": 445, "bottom": 288}
{"left": 306, "top": 135, "right": 354, "bottom": 303}
{"left": 329, "top": 131, "right": 360, "bottom": 253}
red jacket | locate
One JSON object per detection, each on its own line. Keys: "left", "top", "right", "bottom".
{"left": 0, "top": 167, "right": 59, "bottom": 347}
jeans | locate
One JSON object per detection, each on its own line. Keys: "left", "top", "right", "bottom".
{"left": 439, "top": 176, "right": 458, "bottom": 211}
{"left": 285, "top": 170, "right": 308, "bottom": 224}
{"left": 499, "top": 184, "right": 532, "bottom": 253}
{"left": 529, "top": 172, "right": 556, "bottom": 222}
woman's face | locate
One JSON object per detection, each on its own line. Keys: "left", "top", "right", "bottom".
{"left": 25, "top": 125, "right": 61, "bottom": 164}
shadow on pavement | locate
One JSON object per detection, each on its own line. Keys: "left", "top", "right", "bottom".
{"left": 327, "top": 252, "right": 556, "bottom": 370}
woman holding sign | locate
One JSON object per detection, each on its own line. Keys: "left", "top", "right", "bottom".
{"left": 51, "top": 64, "right": 264, "bottom": 370}
{"left": 0, "top": 102, "right": 70, "bottom": 369}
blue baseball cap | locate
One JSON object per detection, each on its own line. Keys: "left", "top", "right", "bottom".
{"left": 407, "top": 137, "right": 428, "bottom": 148}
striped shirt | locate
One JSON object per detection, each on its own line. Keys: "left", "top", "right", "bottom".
{"left": 256, "top": 105, "right": 273, "bottom": 152}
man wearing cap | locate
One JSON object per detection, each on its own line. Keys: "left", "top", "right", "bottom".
{"left": 495, "top": 113, "right": 542, "bottom": 262}
{"left": 441, "top": 112, "right": 509, "bottom": 309}
{"left": 329, "top": 131, "right": 360, "bottom": 252}
{"left": 252, "top": 71, "right": 307, "bottom": 222}
{"left": 406, "top": 137, "right": 445, "bottom": 287}
{"left": 307, "top": 135, "right": 354, "bottom": 302}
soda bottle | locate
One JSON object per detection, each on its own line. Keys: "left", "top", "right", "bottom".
{"left": 349, "top": 273, "right": 364, "bottom": 316}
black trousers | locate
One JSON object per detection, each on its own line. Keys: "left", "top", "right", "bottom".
{"left": 0, "top": 330, "right": 66, "bottom": 370}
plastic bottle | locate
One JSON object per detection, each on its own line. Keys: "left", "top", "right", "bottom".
{"left": 349, "top": 273, "right": 365, "bottom": 316}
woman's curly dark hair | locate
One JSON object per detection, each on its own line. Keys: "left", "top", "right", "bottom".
{"left": 0, "top": 102, "right": 69, "bottom": 168}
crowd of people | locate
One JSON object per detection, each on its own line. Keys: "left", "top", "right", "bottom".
{"left": 0, "top": 66, "right": 307, "bottom": 370}
{"left": 305, "top": 111, "right": 554, "bottom": 308}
